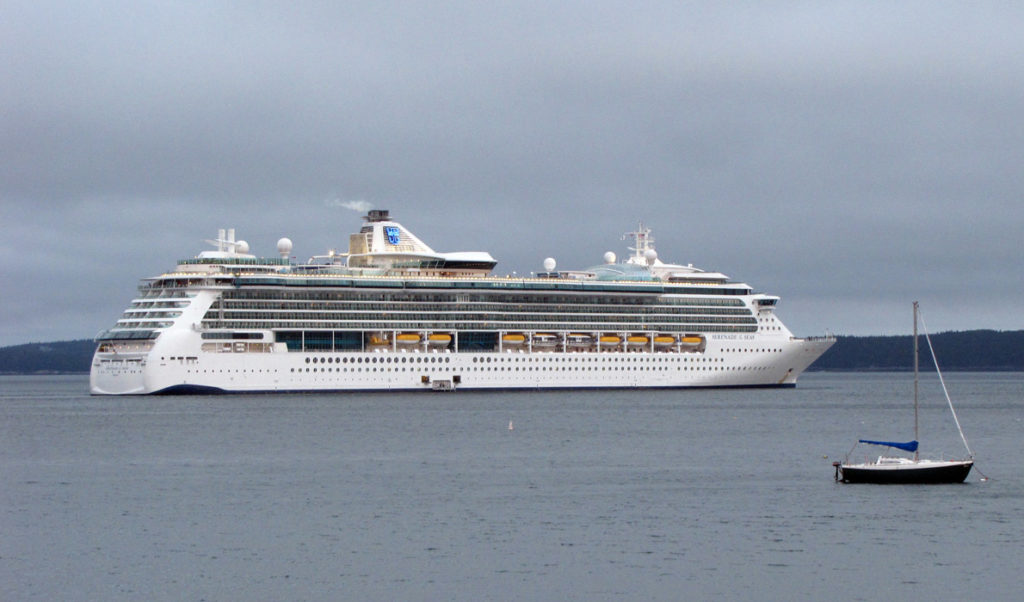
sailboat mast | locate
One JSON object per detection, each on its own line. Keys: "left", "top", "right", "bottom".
{"left": 913, "top": 301, "right": 920, "bottom": 461}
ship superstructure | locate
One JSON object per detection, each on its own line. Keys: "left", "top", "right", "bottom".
{"left": 90, "top": 210, "right": 833, "bottom": 394}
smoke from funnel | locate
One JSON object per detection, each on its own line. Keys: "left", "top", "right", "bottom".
{"left": 325, "top": 198, "right": 374, "bottom": 213}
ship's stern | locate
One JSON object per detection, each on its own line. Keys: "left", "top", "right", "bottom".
{"left": 89, "top": 340, "right": 154, "bottom": 395}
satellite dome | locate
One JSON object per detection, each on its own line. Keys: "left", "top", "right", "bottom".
{"left": 236, "top": 240, "right": 249, "bottom": 254}
{"left": 543, "top": 257, "right": 556, "bottom": 272}
{"left": 603, "top": 251, "right": 616, "bottom": 264}
{"left": 644, "top": 249, "right": 658, "bottom": 265}
{"left": 277, "top": 238, "right": 293, "bottom": 257}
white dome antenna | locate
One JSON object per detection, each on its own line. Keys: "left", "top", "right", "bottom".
{"left": 236, "top": 240, "right": 249, "bottom": 254}
{"left": 543, "top": 257, "right": 556, "bottom": 272}
{"left": 644, "top": 248, "right": 658, "bottom": 265}
{"left": 277, "top": 238, "right": 293, "bottom": 259}
{"left": 603, "top": 251, "right": 616, "bottom": 264}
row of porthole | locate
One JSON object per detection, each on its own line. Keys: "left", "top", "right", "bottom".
{"left": 291, "top": 367, "right": 452, "bottom": 373}
{"left": 462, "top": 366, "right": 766, "bottom": 372}
{"left": 285, "top": 365, "right": 771, "bottom": 374}
{"left": 305, "top": 355, "right": 451, "bottom": 364}
{"left": 187, "top": 369, "right": 279, "bottom": 373}
{"left": 302, "top": 354, "right": 730, "bottom": 365}
{"left": 472, "top": 355, "right": 723, "bottom": 363}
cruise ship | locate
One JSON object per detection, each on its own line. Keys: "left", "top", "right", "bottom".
{"left": 90, "top": 210, "right": 834, "bottom": 394}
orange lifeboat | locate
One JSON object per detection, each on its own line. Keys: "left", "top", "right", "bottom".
{"left": 627, "top": 335, "right": 649, "bottom": 347}
{"left": 679, "top": 335, "right": 704, "bottom": 349}
{"left": 502, "top": 333, "right": 526, "bottom": 346}
{"left": 368, "top": 334, "right": 390, "bottom": 347}
{"left": 653, "top": 335, "right": 676, "bottom": 348}
{"left": 396, "top": 333, "right": 421, "bottom": 346}
{"left": 427, "top": 333, "right": 452, "bottom": 348}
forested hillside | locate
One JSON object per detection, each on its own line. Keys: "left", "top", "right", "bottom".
{"left": 0, "top": 340, "right": 97, "bottom": 374}
{"left": 813, "top": 330, "right": 1024, "bottom": 371}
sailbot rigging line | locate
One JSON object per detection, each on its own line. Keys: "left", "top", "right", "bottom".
{"left": 918, "top": 306, "right": 974, "bottom": 459}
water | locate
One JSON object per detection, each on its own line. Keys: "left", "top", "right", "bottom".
{"left": 2, "top": 373, "right": 1022, "bottom": 601}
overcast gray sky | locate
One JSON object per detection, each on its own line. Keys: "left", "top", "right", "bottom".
{"left": 3, "top": 1, "right": 1023, "bottom": 347}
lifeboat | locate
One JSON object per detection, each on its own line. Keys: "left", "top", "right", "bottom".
{"left": 599, "top": 334, "right": 622, "bottom": 346}
{"left": 627, "top": 335, "right": 649, "bottom": 348}
{"left": 502, "top": 333, "right": 527, "bottom": 346}
{"left": 427, "top": 333, "right": 452, "bottom": 348}
{"left": 368, "top": 334, "right": 390, "bottom": 347}
{"left": 653, "top": 335, "right": 676, "bottom": 348}
{"left": 566, "top": 333, "right": 593, "bottom": 348}
{"left": 532, "top": 333, "right": 558, "bottom": 349}
{"left": 679, "top": 335, "right": 704, "bottom": 349}
{"left": 396, "top": 333, "right": 421, "bottom": 346}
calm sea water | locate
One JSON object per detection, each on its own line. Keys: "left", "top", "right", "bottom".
{"left": 2, "top": 372, "right": 1022, "bottom": 601}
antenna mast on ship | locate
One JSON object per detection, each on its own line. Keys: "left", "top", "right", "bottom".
{"left": 623, "top": 222, "right": 654, "bottom": 262}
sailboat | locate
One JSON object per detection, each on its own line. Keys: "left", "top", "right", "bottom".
{"left": 834, "top": 302, "right": 974, "bottom": 484}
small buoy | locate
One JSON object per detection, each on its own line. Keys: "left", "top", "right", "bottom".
{"left": 508, "top": 420, "right": 514, "bottom": 431}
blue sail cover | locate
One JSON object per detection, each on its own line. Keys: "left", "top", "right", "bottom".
{"left": 859, "top": 439, "right": 919, "bottom": 452}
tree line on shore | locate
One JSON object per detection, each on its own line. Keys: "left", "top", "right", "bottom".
{"left": 2, "top": 332, "right": 1023, "bottom": 374}
{"left": 812, "top": 330, "right": 1024, "bottom": 371}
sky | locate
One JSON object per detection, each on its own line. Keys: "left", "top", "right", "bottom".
{"left": 3, "top": 1, "right": 1023, "bottom": 347}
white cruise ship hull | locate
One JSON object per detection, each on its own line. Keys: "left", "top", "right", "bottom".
{"left": 91, "top": 335, "right": 832, "bottom": 395}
